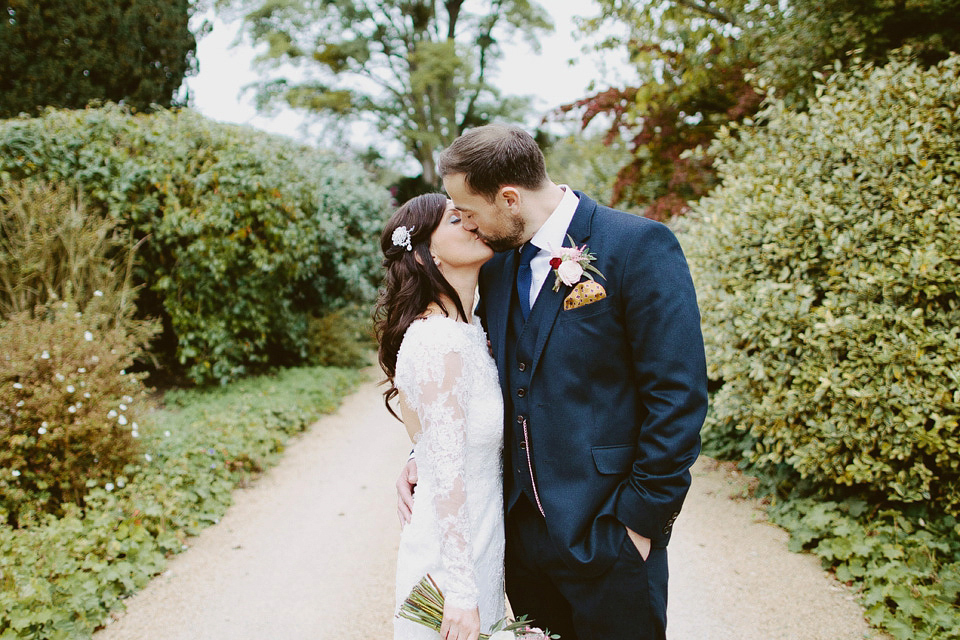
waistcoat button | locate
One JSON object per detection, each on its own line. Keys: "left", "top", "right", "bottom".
{"left": 517, "top": 388, "right": 526, "bottom": 398}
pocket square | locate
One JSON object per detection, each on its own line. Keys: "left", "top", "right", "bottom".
{"left": 564, "top": 280, "right": 607, "bottom": 310}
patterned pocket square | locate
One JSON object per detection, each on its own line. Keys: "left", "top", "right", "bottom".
{"left": 563, "top": 280, "right": 607, "bottom": 310}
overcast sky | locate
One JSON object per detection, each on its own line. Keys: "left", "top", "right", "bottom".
{"left": 183, "top": 1, "right": 630, "bottom": 155}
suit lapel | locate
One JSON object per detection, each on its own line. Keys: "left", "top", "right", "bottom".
{"left": 528, "top": 192, "right": 597, "bottom": 376}
{"left": 488, "top": 251, "right": 515, "bottom": 394}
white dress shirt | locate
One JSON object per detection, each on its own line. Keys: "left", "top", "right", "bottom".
{"left": 522, "top": 185, "right": 580, "bottom": 311}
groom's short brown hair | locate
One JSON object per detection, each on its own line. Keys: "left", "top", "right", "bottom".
{"left": 438, "top": 124, "right": 549, "bottom": 201}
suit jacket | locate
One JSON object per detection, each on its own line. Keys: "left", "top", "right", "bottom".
{"left": 477, "top": 192, "right": 708, "bottom": 574}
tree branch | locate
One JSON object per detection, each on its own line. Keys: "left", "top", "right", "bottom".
{"left": 674, "top": 0, "right": 738, "bottom": 27}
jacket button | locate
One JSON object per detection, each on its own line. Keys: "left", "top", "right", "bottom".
{"left": 518, "top": 362, "right": 527, "bottom": 372}
{"left": 517, "top": 388, "right": 526, "bottom": 398}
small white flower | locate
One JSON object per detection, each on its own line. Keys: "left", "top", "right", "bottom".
{"left": 119, "top": 370, "right": 126, "bottom": 375}
{"left": 123, "top": 395, "right": 133, "bottom": 403}
{"left": 41, "top": 421, "right": 48, "bottom": 427}
{"left": 41, "top": 350, "right": 50, "bottom": 359}
{"left": 144, "top": 453, "right": 152, "bottom": 462}
{"left": 107, "top": 410, "right": 118, "bottom": 419}
{"left": 131, "top": 430, "right": 139, "bottom": 438}
{"left": 38, "top": 427, "right": 47, "bottom": 435}
{"left": 132, "top": 422, "right": 139, "bottom": 430}
{"left": 84, "top": 392, "right": 91, "bottom": 399}
{"left": 116, "top": 478, "right": 126, "bottom": 488}
{"left": 164, "top": 430, "right": 171, "bottom": 437}
{"left": 11, "top": 470, "right": 20, "bottom": 477}
{"left": 84, "top": 331, "right": 94, "bottom": 342}
{"left": 12, "top": 382, "right": 22, "bottom": 389}
{"left": 93, "top": 290, "right": 104, "bottom": 297}
{"left": 75, "top": 312, "right": 82, "bottom": 318}
{"left": 61, "top": 302, "right": 68, "bottom": 309}
{"left": 119, "top": 404, "right": 127, "bottom": 411}
{"left": 118, "top": 415, "right": 128, "bottom": 426}
{"left": 16, "top": 400, "right": 24, "bottom": 407}
{"left": 91, "top": 355, "right": 99, "bottom": 363}
{"left": 66, "top": 385, "right": 75, "bottom": 393}
{"left": 55, "top": 373, "right": 65, "bottom": 382}
{"left": 77, "top": 367, "right": 86, "bottom": 373}
{"left": 67, "top": 405, "right": 77, "bottom": 413}
{"left": 105, "top": 483, "right": 114, "bottom": 492}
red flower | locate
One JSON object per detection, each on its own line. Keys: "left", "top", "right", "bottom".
{"left": 549, "top": 257, "right": 562, "bottom": 269}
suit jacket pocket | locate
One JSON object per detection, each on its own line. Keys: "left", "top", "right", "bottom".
{"left": 558, "top": 295, "right": 613, "bottom": 323}
{"left": 592, "top": 444, "right": 636, "bottom": 475}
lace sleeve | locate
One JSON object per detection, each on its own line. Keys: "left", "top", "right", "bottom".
{"left": 400, "top": 325, "right": 478, "bottom": 610}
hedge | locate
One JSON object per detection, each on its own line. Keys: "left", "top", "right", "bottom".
{"left": 0, "top": 105, "right": 390, "bottom": 384}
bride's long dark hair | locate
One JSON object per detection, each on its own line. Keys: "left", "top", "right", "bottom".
{"left": 374, "top": 193, "right": 468, "bottom": 420}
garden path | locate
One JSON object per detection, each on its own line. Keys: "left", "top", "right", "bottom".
{"left": 94, "top": 373, "right": 890, "bottom": 640}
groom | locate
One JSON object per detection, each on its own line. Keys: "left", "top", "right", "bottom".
{"left": 398, "top": 124, "right": 707, "bottom": 639}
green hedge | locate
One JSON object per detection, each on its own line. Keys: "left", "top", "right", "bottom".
{"left": 683, "top": 51, "right": 960, "bottom": 638}
{"left": 0, "top": 365, "right": 364, "bottom": 639}
{"left": 0, "top": 105, "right": 390, "bottom": 384}
{"left": 685, "top": 51, "right": 960, "bottom": 512}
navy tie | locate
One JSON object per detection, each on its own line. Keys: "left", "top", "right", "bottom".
{"left": 516, "top": 242, "right": 539, "bottom": 321}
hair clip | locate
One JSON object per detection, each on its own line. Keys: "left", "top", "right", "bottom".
{"left": 392, "top": 225, "right": 414, "bottom": 251}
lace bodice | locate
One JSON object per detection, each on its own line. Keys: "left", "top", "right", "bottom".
{"left": 394, "top": 315, "right": 505, "bottom": 634}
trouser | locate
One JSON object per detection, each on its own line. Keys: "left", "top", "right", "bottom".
{"left": 505, "top": 497, "right": 668, "bottom": 640}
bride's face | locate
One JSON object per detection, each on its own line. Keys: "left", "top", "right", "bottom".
{"left": 429, "top": 200, "right": 494, "bottom": 271}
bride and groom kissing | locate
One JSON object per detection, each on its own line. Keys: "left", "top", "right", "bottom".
{"left": 375, "top": 124, "right": 708, "bottom": 640}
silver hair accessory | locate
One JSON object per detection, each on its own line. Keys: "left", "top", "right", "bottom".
{"left": 392, "top": 225, "right": 415, "bottom": 251}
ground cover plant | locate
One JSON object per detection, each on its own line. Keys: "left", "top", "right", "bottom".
{"left": 684, "top": 51, "right": 960, "bottom": 638}
{"left": 0, "top": 365, "right": 364, "bottom": 639}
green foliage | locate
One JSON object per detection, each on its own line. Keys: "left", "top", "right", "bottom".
{"left": 0, "top": 0, "right": 199, "bottom": 118}
{"left": 0, "top": 299, "right": 154, "bottom": 526}
{"left": 542, "top": 130, "right": 637, "bottom": 211}
{"left": 0, "top": 105, "right": 390, "bottom": 385}
{"left": 223, "top": 0, "right": 552, "bottom": 184}
{"left": 306, "top": 304, "right": 374, "bottom": 369}
{"left": 566, "top": 0, "right": 960, "bottom": 218}
{"left": 769, "top": 498, "right": 960, "bottom": 639}
{"left": 0, "top": 364, "right": 364, "bottom": 639}
{"left": 685, "top": 53, "right": 960, "bottom": 511}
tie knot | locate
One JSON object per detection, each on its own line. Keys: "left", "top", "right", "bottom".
{"left": 518, "top": 242, "right": 539, "bottom": 267}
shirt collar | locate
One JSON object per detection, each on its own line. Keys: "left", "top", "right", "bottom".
{"left": 529, "top": 185, "right": 579, "bottom": 253}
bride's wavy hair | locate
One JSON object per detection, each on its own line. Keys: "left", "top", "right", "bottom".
{"left": 374, "top": 193, "right": 468, "bottom": 419}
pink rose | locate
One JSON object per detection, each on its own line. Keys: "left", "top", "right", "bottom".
{"left": 557, "top": 260, "right": 583, "bottom": 286}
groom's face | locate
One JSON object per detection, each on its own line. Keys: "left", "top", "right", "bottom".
{"left": 442, "top": 172, "right": 525, "bottom": 253}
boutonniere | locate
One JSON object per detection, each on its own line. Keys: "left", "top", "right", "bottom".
{"left": 549, "top": 234, "right": 605, "bottom": 292}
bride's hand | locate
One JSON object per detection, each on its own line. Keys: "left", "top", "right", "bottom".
{"left": 439, "top": 603, "right": 481, "bottom": 640}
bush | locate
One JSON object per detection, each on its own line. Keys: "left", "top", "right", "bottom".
{"left": 306, "top": 304, "right": 374, "bottom": 368}
{"left": 0, "top": 365, "right": 364, "bottom": 639}
{"left": 683, "top": 51, "right": 960, "bottom": 638}
{"left": 0, "top": 105, "right": 390, "bottom": 384}
{"left": 0, "top": 299, "right": 153, "bottom": 526}
{"left": 684, "top": 51, "right": 960, "bottom": 513}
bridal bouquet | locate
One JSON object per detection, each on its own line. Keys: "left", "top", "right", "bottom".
{"left": 398, "top": 575, "right": 559, "bottom": 639}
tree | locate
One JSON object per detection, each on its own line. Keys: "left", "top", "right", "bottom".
{"left": 560, "top": 0, "right": 960, "bottom": 218}
{"left": 224, "top": 0, "right": 552, "bottom": 185}
{"left": 0, "top": 0, "right": 199, "bottom": 118}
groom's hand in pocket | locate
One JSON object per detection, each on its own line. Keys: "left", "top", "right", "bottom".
{"left": 625, "top": 525, "right": 652, "bottom": 561}
{"left": 396, "top": 458, "right": 418, "bottom": 527}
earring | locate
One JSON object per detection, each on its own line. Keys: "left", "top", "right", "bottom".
{"left": 432, "top": 256, "right": 441, "bottom": 267}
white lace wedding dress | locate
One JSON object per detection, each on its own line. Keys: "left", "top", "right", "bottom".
{"left": 393, "top": 315, "right": 505, "bottom": 639}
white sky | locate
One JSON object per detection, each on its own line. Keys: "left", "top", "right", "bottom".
{"left": 183, "top": 1, "right": 630, "bottom": 160}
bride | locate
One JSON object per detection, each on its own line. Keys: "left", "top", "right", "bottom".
{"left": 375, "top": 193, "right": 504, "bottom": 640}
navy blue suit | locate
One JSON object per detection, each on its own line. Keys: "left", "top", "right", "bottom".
{"left": 477, "top": 192, "right": 707, "bottom": 639}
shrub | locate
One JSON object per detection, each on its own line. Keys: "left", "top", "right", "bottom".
{"left": 684, "top": 52, "right": 960, "bottom": 513}
{"left": 0, "top": 300, "right": 152, "bottom": 526}
{"left": 0, "top": 105, "right": 390, "bottom": 384}
{"left": 0, "top": 365, "right": 363, "bottom": 639}
{"left": 306, "top": 304, "right": 374, "bottom": 368}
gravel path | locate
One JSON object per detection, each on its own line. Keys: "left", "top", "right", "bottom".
{"left": 94, "top": 375, "right": 889, "bottom": 640}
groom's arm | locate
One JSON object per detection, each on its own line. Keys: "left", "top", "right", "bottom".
{"left": 615, "top": 220, "right": 708, "bottom": 542}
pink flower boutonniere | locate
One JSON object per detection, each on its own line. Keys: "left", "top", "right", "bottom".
{"left": 549, "top": 234, "right": 605, "bottom": 291}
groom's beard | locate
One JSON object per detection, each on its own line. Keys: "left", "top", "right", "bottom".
{"left": 476, "top": 213, "right": 525, "bottom": 253}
